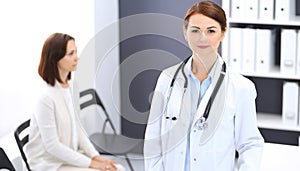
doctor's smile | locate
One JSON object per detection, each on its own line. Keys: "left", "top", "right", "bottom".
{"left": 198, "top": 45, "right": 210, "bottom": 49}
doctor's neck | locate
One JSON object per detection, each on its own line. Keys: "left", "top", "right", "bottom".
{"left": 192, "top": 53, "right": 217, "bottom": 80}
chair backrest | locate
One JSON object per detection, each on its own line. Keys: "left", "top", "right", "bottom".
{"left": 14, "top": 119, "right": 31, "bottom": 171}
{"left": 80, "top": 88, "right": 116, "bottom": 133}
{"left": 0, "top": 147, "right": 15, "bottom": 171}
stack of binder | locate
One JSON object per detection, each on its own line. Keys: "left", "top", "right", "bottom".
{"left": 255, "top": 29, "right": 275, "bottom": 73}
{"left": 230, "top": 0, "right": 297, "bottom": 22}
{"left": 231, "top": 0, "right": 245, "bottom": 20}
{"left": 259, "top": 0, "right": 274, "bottom": 21}
{"left": 242, "top": 28, "right": 256, "bottom": 73}
{"left": 228, "top": 28, "right": 275, "bottom": 73}
{"left": 245, "top": 0, "right": 259, "bottom": 20}
{"left": 280, "top": 29, "right": 297, "bottom": 75}
{"left": 229, "top": 27, "right": 243, "bottom": 71}
{"left": 275, "top": 0, "right": 296, "bottom": 21}
{"left": 282, "top": 82, "right": 300, "bottom": 126}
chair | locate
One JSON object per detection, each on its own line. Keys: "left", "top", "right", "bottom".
{"left": 80, "top": 88, "right": 143, "bottom": 171}
{"left": 0, "top": 147, "right": 15, "bottom": 171}
{"left": 14, "top": 119, "right": 31, "bottom": 171}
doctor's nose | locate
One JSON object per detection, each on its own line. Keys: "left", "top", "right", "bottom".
{"left": 198, "top": 31, "right": 208, "bottom": 41}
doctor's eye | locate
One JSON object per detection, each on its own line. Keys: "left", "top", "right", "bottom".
{"left": 191, "top": 29, "right": 200, "bottom": 33}
{"left": 207, "top": 29, "right": 216, "bottom": 33}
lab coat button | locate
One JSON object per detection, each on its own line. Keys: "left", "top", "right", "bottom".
{"left": 194, "top": 158, "right": 197, "bottom": 161}
{"left": 193, "top": 129, "right": 196, "bottom": 133}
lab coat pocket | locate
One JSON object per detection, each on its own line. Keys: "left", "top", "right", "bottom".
{"left": 213, "top": 105, "right": 236, "bottom": 152}
{"left": 197, "top": 105, "right": 236, "bottom": 151}
{"left": 162, "top": 112, "right": 179, "bottom": 135}
{"left": 163, "top": 89, "right": 182, "bottom": 131}
{"left": 218, "top": 105, "right": 235, "bottom": 138}
{"left": 161, "top": 106, "right": 182, "bottom": 151}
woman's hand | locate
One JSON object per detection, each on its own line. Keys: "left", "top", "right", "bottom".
{"left": 89, "top": 155, "right": 117, "bottom": 171}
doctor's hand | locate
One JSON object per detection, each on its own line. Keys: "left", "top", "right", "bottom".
{"left": 89, "top": 155, "right": 117, "bottom": 171}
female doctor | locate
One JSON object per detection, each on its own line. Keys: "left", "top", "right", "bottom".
{"left": 144, "top": 1, "right": 264, "bottom": 171}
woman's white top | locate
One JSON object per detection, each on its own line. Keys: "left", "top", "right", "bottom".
{"left": 60, "top": 86, "right": 78, "bottom": 150}
{"left": 25, "top": 80, "right": 99, "bottom": 171}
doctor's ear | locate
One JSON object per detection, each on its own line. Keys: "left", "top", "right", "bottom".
{"left": 221, "top": 28, "right": 227, "bottom": 41}
{"left": 183, "top": 28, "right": 188, "bottom": 42}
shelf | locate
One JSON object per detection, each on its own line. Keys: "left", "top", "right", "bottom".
{"left": 224, "top": 0, "right": 300, "bottom": 145}
{"left": 229, "top": 18, "right": 300, "bottom": 27}
{"left": 257, "top": 113, "right": 300, "bottom": 132}
{"left": 242, "top": 66, "right": 300, "bottom": 80}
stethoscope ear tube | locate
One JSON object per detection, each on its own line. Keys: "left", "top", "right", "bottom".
{"left": 202, "top": 63, "right": 226, "bottom": 119}
{"left": 170, "top": 57, "right": 189, "bottom": 88}
{"left": 164, "top": 57, "right": 189, "bottom": 120}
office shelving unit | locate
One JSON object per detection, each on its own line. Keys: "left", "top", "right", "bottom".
{"left": 222, "top": 0, "right": 300, "bottom": 145}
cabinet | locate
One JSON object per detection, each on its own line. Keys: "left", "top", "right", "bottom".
{"left": 222, "top": 0, "right": 300, "bottom": 145}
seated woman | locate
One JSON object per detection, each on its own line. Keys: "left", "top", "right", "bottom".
{"left": 25, "top": 33, "right": 125, "bottom": 171}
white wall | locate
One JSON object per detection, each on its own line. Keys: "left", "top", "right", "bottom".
{"left": 0, "top": 0, "right": 95, "bottom": 137}
{"left": 0, "top": 1, "right": 120, "bottom": 168}
{"left": 77, "top": 0, "right": 121, "bottom": 135}
{"left": 0, "top": 1, "right": 120, "bottom": 164}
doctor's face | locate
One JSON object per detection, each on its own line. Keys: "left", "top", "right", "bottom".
{"left": 184, "top": 14, "right": 225, "bottom": 56}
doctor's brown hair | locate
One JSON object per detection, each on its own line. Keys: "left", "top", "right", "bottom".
{"left": 38, "top": 33, "right": 75, "bottom": 86}
{"left": 183, "top": 1, "right": 227, "bottom": 32}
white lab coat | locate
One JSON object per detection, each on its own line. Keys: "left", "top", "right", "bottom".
{"left": 144, "top": 56, "right": 264, "bottom": 171}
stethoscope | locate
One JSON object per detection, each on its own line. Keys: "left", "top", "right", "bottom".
{"left": 162, "top": 56, "right": 226, "bottom": 130}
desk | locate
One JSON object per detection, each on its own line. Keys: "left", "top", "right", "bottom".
{"left": 89, "top": 133, "right": 144, "bottom": 171}
{"left": 261, "top": 143, "right": 300, "bottom": 170}
{"left": 90, "top": 133, "right": 144, "bottom": 155}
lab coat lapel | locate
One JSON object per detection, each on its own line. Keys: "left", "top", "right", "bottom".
{"left": 161, "top": 63, "right": 191, "bottom": 171}
{"left": 200, "top": 75, "right": 225, "bottom": 144}
{"left": 192, "top": 58, "right": 226, "bottom": 145}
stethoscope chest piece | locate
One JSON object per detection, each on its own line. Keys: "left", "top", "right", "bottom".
{"left": 194, "top": 116, "right": 208, "bottom": 130}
